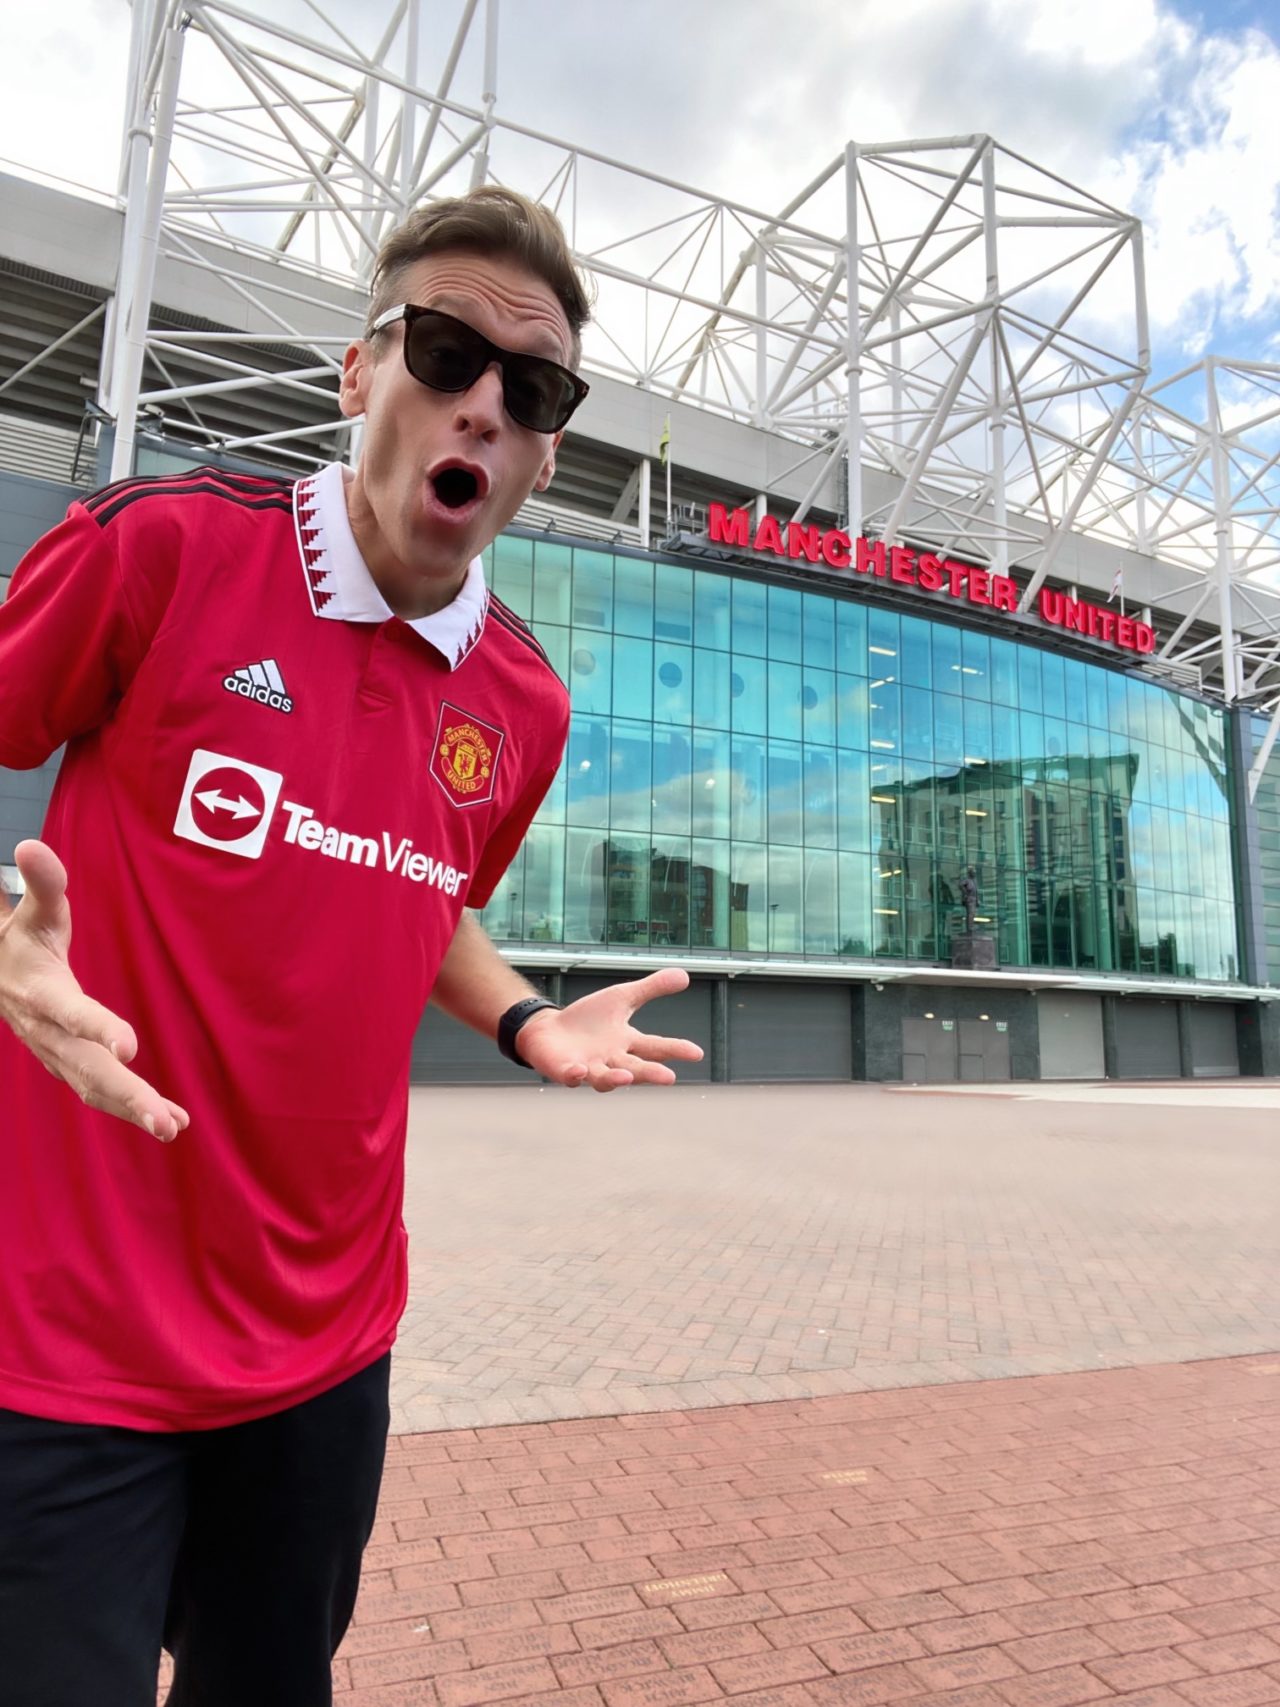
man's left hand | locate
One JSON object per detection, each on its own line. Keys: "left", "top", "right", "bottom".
{"left": 515, "top": 968, "right": 704, "bottom": 1091}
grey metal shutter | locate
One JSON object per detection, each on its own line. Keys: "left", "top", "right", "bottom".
{"left": 1182, "top": 1002, "right": 1240, "bottom": 1078}
{"left": 727, "top": 981, "right": 852, "bottom": 1082}
{"left": 1038, "top": 992, "right": 1105, "bottom": 1080}
{"left": 411, "top": 972, "right": 553, "bottom": 1084}
{"left": 1112, "top": 997, "right": 1180, "bottom": 1079}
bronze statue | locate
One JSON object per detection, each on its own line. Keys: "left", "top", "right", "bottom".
{"left": 959, "top": 866, "right": 979, "bottom": 934}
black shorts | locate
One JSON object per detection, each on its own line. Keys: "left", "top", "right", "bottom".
{"left": 0, "top": 1354, "right": 390, "bottom": 1707}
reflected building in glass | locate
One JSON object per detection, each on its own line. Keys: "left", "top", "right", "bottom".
{"left": 477, "top": 533, "right": 1239, "bottom": 989}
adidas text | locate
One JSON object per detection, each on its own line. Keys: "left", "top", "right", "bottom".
{"left": 224, "top": 660, "right": 293, "bottom": 714}
{"left": 280, "top": 801, "right": 468, "bottom": 894}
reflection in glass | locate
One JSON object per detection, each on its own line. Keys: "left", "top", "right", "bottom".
{"left": 492, "top": 537, "right": 1238, "bottom": 981}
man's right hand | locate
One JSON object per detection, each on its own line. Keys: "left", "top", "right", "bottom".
{"left": 0, "top": 839, "right": 189, "bottom": 1142}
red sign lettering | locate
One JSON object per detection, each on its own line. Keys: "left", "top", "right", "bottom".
{"left": 703, "top": 503, "right": 1156, "bottom": 657}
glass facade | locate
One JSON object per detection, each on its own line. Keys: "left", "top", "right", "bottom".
{"left": 479, "top": 533, "right": 1240, "bottom": 983}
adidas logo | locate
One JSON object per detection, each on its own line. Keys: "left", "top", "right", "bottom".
{"left": 223, "top": 659, "right": 294, "bottom": 715}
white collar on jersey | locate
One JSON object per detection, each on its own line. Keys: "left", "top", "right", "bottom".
{"left": 292, "top": 461, "right": 488, "bottom": 671}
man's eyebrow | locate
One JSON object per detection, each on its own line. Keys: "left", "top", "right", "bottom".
{"left": 425, "top": 295, "right": 567, "bottom": 360}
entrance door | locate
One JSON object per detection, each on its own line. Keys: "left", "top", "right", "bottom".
{"left": 958, "top": 1019, "right": 1011, "bottom": 1081}
{"left": 901, "top": 1018, "right": 958, "bottom": 1083}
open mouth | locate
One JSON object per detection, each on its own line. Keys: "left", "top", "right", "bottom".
{"left": 430, "top": 465, "right": 481, "bottom": 510}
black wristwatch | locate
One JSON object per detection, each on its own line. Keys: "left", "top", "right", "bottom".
{"left": 497, "top": 996, "right": 561, "bottom": 1067}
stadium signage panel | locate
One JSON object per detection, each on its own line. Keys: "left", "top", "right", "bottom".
{"left": 706, "top": 502, "right": 1155, "bottom": 656}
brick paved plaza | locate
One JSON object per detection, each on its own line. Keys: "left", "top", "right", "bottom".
{"left": 164, "top": 1081, "right": 1280, "bottom": 1704}
{"left": 391, "top": 1083, "right": 1280, "bottom": 1434}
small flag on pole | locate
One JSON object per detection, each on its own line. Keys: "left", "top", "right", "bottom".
{"left": 1107, "top": 565, "right": 1123, "bottom": 604}
{"left": 658, "top": 415, "right": 670, "bottom": 465}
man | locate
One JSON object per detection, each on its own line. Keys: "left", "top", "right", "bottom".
{"left": 0, "top": 186, "right": 701, "bottom": 1707}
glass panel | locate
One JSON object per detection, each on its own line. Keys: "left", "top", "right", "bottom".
{"left": 692, "top": 730, "right": 731, "bottom": 837}
{"left": 571, "top": 548, "right": 613, "bottom": 629}
{"left": 650, "top": 835, "right": 692, "bottom": 948}
{"left": 533, "top": 622, "right": 569, "bottom": 688}
{"left": 1065, "top": 657, "right": 1088, "bottom": 725}
{"left": 609, "top": 720, "right": 652, "bottom": 833}
{"left": 691, "top": 839, "right": 732, "bottom": 948}
{"left": 934, "top": 691, "right": 965, "bottom": 770}
{"left": 932, "top": 620, "right": 961, "bottom": 683}
{"left": 732, "top": 578, "right": 767, "bottom": 655}
{"left": 1086, "top": 665, "right": 1109, "bottom": 731}
{"left": 902, "top": 686, "right": 934, "bottom": 763}
{"left": 1017, "top": 647, "right": 1042, "bottom": 713}
{"left": 802, "top": 668, "right": 837, "bottom": 747}
{"left": 491, "top": 533, "right": 533, "bottom": 614}
{"left": 835, "top": 600, "right": 867, "bottom": 674}
{"left": 991, "top": 637, "right": 1018, "bottom": 709}
{"left": 653, "top": 642, "right": 693, "bottom": 724}
{"left": 900, "top": 615, "right": 931, "bottom": 688}
{"left": 564, "top": 827, "right": 606, "bottom": 942}
{"left": 566, "top": 716, "right": 610, "bottom": 825}
{"left": 804, "top": 746, "right": 838, "bottom": 848}
{"left": 531, "top": 539, "right": 572, "bottom": 624}
{"left": 768, "top": 847, "right": 803, "bottom": 951}
{"left": 1040, "top": 649, "right": 1066, "bottom": 719}
{"left": 802, "top": 593, "right": 835, "bottom": 671}
{"left": 612, "top": 635, "right": 653, "bottom": 720}
{"left": 964, "top": 699, "right": 992, "bottom": 767}
{"left": 838, "top": 851, "right": 871, "bottom": 956}
{"left": 867, "top": 606, "right": 900, "bottom": 672}
{"left": 570, "top": 630, "right": 612, "bottom": 716}
{"left": 768, "top": 660, "right": 804, "bottom": 741}
{"left": 694, "top": 570, "right": 732, "bottom": 651}
{"left": 604, "top": 834, "right": 651, "bottom": 945}
{"left": 837, "top": 673, "right": 868, "bottom": 750}
{"left": 730, "top": 736, "right": 767, "bottom": 842}
{"left": 767, "top": 584, "right": 803, "bottom": 662}
{"left": 613, "top": 557, "right": 654, "bottom": 637}
{"left": 731, "top": 653, "right": 767, "bottom": 736}
{"left": 693, "top": 646, "right": 731, "bottom": 730}
{"left": 655, "top": 564, "right": 693, "bottom": 641}
{"left": 869, "top": 680, "right": 900, "bottom": 754}
{"left": 521, "top": 824, "right": 564, "bottom": 941}
{"left": 731, "top": 843, "right": 768, "bottom": 950}
{"left": 652, "top": 726, "right": 692, "bottom": 836}
{"left": 481, "top": 840, "right": 524, "bottom": 941}
{"left": 837, "top": 749, "right": 870, "bottom": 850}
{"left": 804, "top": 849, "right": 839, "bottom": 953}
{"left": 767, "top": 740, "right": 804, "bottom": 845}
{"left": 961, "top": 628, "right": 990, "bottom": 698}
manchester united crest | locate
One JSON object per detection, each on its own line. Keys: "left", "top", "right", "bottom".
{"left": 432, "top": 702, "right": 504, "bottom": 807}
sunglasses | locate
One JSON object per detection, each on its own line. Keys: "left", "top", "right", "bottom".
{"left": 369, "top": 304, "right": 589, "bottom": 434}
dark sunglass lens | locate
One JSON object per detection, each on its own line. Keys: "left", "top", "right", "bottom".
{"left": 505, "top": 358, "right": 577, "bottom": 431}
{"left": 405, "top": 315, "right": 486, "bottom": 391}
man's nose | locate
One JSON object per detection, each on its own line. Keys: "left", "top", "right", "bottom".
{"left": 452, "top": 360, "right": 505, "bottom": 434}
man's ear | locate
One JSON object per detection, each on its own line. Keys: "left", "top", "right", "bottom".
{"left": 338, "top": 340, "right": 371, "bottom": 420}
{"left": 533, "top": 430, "right": 562, "bottom": 493}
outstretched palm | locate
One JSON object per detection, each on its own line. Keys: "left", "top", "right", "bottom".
{"left": 0, "top": 839, "right": 189, "bottom": 1141}
{"left": 515, "top": 967, "right": 703, "bottom": 1091}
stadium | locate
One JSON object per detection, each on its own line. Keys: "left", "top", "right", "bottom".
{"left": 3, "top": 0, "right": 1280, "bottom": 1084}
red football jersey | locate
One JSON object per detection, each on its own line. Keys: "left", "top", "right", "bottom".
{"left": 0, "top": 463, "right": 568, "bottom": 1430}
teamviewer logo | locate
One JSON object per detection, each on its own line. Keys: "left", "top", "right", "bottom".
{"left": 174, "top": 749, "right": 283, "bottom": 860}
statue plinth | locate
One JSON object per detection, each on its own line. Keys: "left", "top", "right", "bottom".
{"left": 951, "top": 932, "right": 998, "bottom": 970}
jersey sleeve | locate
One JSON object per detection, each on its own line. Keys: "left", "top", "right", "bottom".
{"left": 467, "top": 696, "right": 569, "bottom": 909}
{"left": 0, "top": 501, "right": 159, "bottom": 769}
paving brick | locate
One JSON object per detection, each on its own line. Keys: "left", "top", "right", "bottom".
{"left": 918, "top": 1614, "right": 1023, "bottom": 1656}
{"left": 811, "top": 1629, "right": 930, "bottom": 1672}
{"left": 1085, "top": 1648, "right": 1203, "bottom": 1691}
{"left": 999, "top": 1630, "right": 1115, "bottom": 1674}
{"left": 1175, "top": 1674, "right": 1280, "bottom": 1707}
{"left": 553, "top": 1642, "right": 669, "bottom": 1689}
{"left": 598, "top": 1667, "right": 724, "bottom": 1707}
{"left": 903, "top": 1643, "right": 1027, "bottom": 1691}
{"left": 575, "top": 1609, "right": 686, "bottom": 1649}
{"left": 992, "top": 1663, "right": 1113, "bottom": 1707}
{"left": 707, "top": 1646, "right": 828, "bottom": 1693}
{"left": 435, "top": 1658, "right": 562, "bottom": 1707}
{"left": 1175, "top": 1635, "right": 1280, "bottom": 1675}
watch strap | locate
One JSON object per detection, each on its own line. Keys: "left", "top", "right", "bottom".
{"left": 497, "top": 996, "right": 561, "bottom": 1067}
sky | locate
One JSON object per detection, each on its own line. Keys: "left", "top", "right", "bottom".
{"left": 1, "top": 0, "right": 1278, "bottom": 400}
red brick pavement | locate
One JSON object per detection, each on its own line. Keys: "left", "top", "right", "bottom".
{"left": 321, "top": 1353, "right": 1280, "bottom": 1707}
